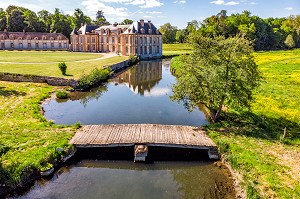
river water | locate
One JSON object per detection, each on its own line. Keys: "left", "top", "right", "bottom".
{"left": 17, "top": 60, "right": 236, "bottom": 199}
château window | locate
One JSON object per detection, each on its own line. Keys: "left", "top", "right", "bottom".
{"left": 51, "top": 42, "right": 54, "bottom": 48}
{"left": 87, "top": 37, "right": 90, "bottom": 43}
{"left": 59, "top": 43, "right": 62, "bottom": 48}
{"left": 19, "top": 43, "right": 23, "bottom": 48}
{"left": 150, "top": 37, "right": 152, "bottom": 44}
{"left": 9, "top": 35, "right": 14, "bottom": 40}
{"left": 10, "top": 43, "right": 14, "bottom": 48}
{"left": 144, "top": 37, "right": 147, "bottom": 44}
{"left": 118, "top": 37, "right": 120, "bottom": 43}
{"left": 28, "top": 43, "right": 31, "bottom": 48}
{"left": 92, "top": 37, "right": 95, "bottom": 43}
{"left": 35, "top": 43, "right": 39, "bottom": 48}
{"left": 43, "top": 43, "right": 47, "bottom": 48}
{"left": 149, "top": 46, "right": 152, "bottom": 54}
{"left": 144, "top": 46, "right": 147, "bottom": 54}
{"left": 1, "top": 43, "right": 4, "bottom": 48}
{"left": 112, "top": 37, "right": 115, "bottom": 43}
{"left": 125, "top": 37, "right": 128, "bottom": 44}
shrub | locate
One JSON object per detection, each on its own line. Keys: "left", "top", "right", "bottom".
{"left": 129, "top": 55, "right": 139, "bottom": 65}
{"left": 77, "top": 68, "right": 111, "bottom": 90}
{"left": 58, "top": 62, "right": 67, "bottom": 75}
{"left": 56, "top": 91, "right": 69, "bottom": 99}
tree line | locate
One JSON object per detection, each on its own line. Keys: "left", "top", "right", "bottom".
{"left": 159, "top": 10, "right": 300, "bottom": 50}
{"left": 0, "top": 5, "right": 133, "bottom": 38}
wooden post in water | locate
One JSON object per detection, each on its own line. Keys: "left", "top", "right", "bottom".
{"left": 134, "top": 145, "right": 148, "bottom": 162}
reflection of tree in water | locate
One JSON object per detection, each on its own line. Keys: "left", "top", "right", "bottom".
{"left": 170, "top": 164, "right": 236, "bottom": 199}
{"left": 113, "top": 60, "right": 163, "bottom": 95}
{"left": 62, "top": 85, "right": 108, "bottom": 108}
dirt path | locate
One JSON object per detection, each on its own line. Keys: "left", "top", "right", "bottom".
{"left": 0, "top": 53, "right": 119, "bottom": 64}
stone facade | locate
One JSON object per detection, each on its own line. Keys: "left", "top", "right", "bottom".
{"left": 70, "top": 20, "right": 162, "bottom": 59}
{"left": 0, "top": 30, "right": 69, "bottom": 50}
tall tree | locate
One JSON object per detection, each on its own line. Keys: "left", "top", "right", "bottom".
{"left": 120, "top": 19, "right": 133, "bottom": 25}
{"left": 0, "top": 8, "right": 6, "bottom": 30}
{"left": 6, "top": 6, "right": 26, "bottom": 32}
{"left": 171, "top": 35, "right": 260, "bottom": 122}
{"left": 72, "top": 8, "right": 91, "bottom": 29}
{"left": 50, "top": 8, "right": 72, "bottom": 37}
{"left": 159, "top": 23, "right": 178, "bottom": 43}
{"left": 37, "top": 9, "right": 52, "bottom": 32}
{"left": 94, "top": 10, "right": 109, "bottom": 26}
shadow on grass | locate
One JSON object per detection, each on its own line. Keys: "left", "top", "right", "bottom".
{"left": 0, "top": 87, "right": 26, "bottom": 97}
{"left": 63, "top": 74, "right": 73, "bottom": 77}
{"left": 208, "top": 111, "right": 300, "bottom": 144}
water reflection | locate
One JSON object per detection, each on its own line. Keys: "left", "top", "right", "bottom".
{"left": 19, "top": 161, "right": 235, "bottom": 199}
{"left": 43, "top": 60, "right": 208, "bottom": 126}
{"left": 114, "top": 60, "right": 162, "bottom": 95}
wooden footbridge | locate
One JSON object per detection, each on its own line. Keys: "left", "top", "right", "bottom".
{"left": 70, "top": 124, "right": 219, "bottom": 161}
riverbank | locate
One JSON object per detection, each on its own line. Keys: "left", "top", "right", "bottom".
{"left": 170, "top": 49, "right": 300, "bottom": 198}
{"left": 0, "top": 81, "right": 77, "bottom": 196}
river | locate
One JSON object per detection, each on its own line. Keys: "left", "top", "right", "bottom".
{"left": 16, "top": 60, "right": 235, "bottom": 199}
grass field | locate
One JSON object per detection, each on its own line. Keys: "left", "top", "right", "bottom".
{"left": 0, "top": 81, "right": 76, "bottom": 189}
{"left": 0, "top": 51, "right": 128, "bottom": 79}
{"left": 162, "top": 43, "right": 192, "bottom": 56}
{"left": 171, "top": 49, "right": 300, "bottom": 198}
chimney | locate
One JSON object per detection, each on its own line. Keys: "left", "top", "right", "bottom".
{"left": 113, "top": 22, "right": 118, "bottom": 27}
{"left": 148, "top": 20, "right": 152, "bottom": 28}
{"left": 140, "top": 19, "right": 144, "bottom": 26}
{"left": 23, "top": 29, "right": 25, "bottom": 33}
{"left": 81, "top": 23, "right": 83, "bottom": 27}
{"left": 4, "top": 29, "right": 7, "bottom": 32}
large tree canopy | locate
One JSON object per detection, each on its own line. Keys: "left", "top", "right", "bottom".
{"left": 171, "top": 35, "right": 261, "bottom": 122}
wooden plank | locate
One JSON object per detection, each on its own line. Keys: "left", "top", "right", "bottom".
{"left": 70, "top": 124, "right": 217, "bottom": 148}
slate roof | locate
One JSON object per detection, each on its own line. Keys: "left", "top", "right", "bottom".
{"left": 123, "top": 20, "right": 161, "bottom": 35}
{"left": 0, "top": 31, "right": 68, "bottom": 40}
{"left": 78, "top": 25, "right": 99, "bottom": 35}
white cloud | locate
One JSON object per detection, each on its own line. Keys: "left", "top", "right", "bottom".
{"left": 143, "top": 15, "right": 153, "bottom": 18}
{"left": 285, "top": 7, "right": 293, "bottom": 11}
{"left": 173, "top": 0, "right": 186, "bottom": 4}
{"left": 250, "top": 2, "right": 257, "bottom": 5}
{"left": 143, "top": 87, "right": 171, "bottom": 97}
{"left": 81, "top": 0, "right": 129, "bottom": 17}
{"left": 210, "top": 0, "right": 240, "bottom": 6}
{"left": 146, "top": 11, "right": 162, "bottom": 14}
{"left": 140, "top": 0, "right": 163, "bottom": 8}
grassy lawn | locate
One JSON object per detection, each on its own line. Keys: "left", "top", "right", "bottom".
{"left": 0, "top": 81, "right": 76, "bottom": 189}
{"left": 0, "top": 51, "right": 128, "bottom": 79}
{"left": 171, "top": 49, "right": 300, "bottom": 198}
{"left": 0, "top": 51, "right": 102, "bottom": 62}
{"left": 162, "top": 43, "right": 192, "bottom": 56}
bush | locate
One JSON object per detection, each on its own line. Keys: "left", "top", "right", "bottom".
{"left": 129, "top": 55, "right": 139, "bottom": 65}
{"left": 77, "top": 68, "right": 111, "bottom": 90}
{"left": 58, "top": 62, "right": 67, "bottom": 75}
{"left": 56, "top": 91, "right": 69, "bottom": 99}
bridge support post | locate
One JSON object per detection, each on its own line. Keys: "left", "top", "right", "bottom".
{"left": 134, "top": 145, "right": 148, "bottom": 162}
{"left": 208, "top": 147, "right": 220, "bottom": 160}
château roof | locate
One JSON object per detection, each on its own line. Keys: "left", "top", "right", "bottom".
{"left": 72, "top": 20, "right": 161, "bottom": 36}
{"left": 0, "top": 31, "right": 68, "bottom": 40}
{"left": 78, "top": 25, "right": 99, "bottom": 34}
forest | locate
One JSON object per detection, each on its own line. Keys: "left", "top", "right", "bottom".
{"left": 159, "top": 10, "right": 300, "bottom": 50}
{"left": 0, "top": 5, "right": 299, "bottom": 50}
{"left": 0, "top": 5, "right": 131, "bottom": 39}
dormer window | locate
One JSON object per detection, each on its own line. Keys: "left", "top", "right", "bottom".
{"left": 0, "top": 35, "right": 4, "bottom": 40}
{"left": 42, "top": 36, "right": 46, "bottom": 40}
{"left": 9, "top": 35, "right": 14, "bottom": 40}
{"left": 34, "top": 37, "right": 38, "bottom": 40}
{"left": 156, "top": 30, "right": 160, "bottom": 34}
{"left": 57, "top": 36, "right": 61, "bottom": 40}
{"left": 140, "top": 28, "right": 145, "bottom": 34}
{"left": 50, "top": 37, "right": 54, "bottom": 40}
{"left": 148, "top": 29, "right": 152, "bottom": 34}
{"left": 27, "top": 36, "right": 31, "bottom": 40}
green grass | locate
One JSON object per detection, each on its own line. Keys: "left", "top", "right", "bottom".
{"left": 171, "top": 49, "right": 300, "bottom": 198}
{"left": 0, "top": 81, "right": 76, "bottom": 189}
{"left": 0, "top": 51, "right": 102, "bottom": 62}
{"left": 0, "top": 51, "right": 128, "bottom": 79}
{"left": 162, "top": 43, "right": 192, "bottom": 56}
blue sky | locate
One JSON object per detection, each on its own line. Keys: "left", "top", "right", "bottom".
{"left": 0, "top": 0, "right": 299, "bottom": 28}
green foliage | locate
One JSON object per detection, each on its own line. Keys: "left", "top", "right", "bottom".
{"left": 120, "top": 19, "right": 133, "bottom": 25}
{"left": 128, "top": 55, "right": 139, "bottom": 65}
{"left": 56, "top": 91, "right": 68, "bottom": 99}
{"left": 0, "top": 81, "right": 75, "bottom": 189}
{"left": 159, "top": 23, "right": 178, "bottom": 43}
{"left": 171, "top": 35, "right": 261, "bottom": 122}
{"left": 284, "top": 34, "right": 296, "bottom": 49}
{"left": 77, "top": 68, "right": 111, "bottom": 90}
{"left": 58, "top": 62, "right": 67, "bottom": 75}
{"left": 162, "top": 43, "right": 192, "bottom": 56}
